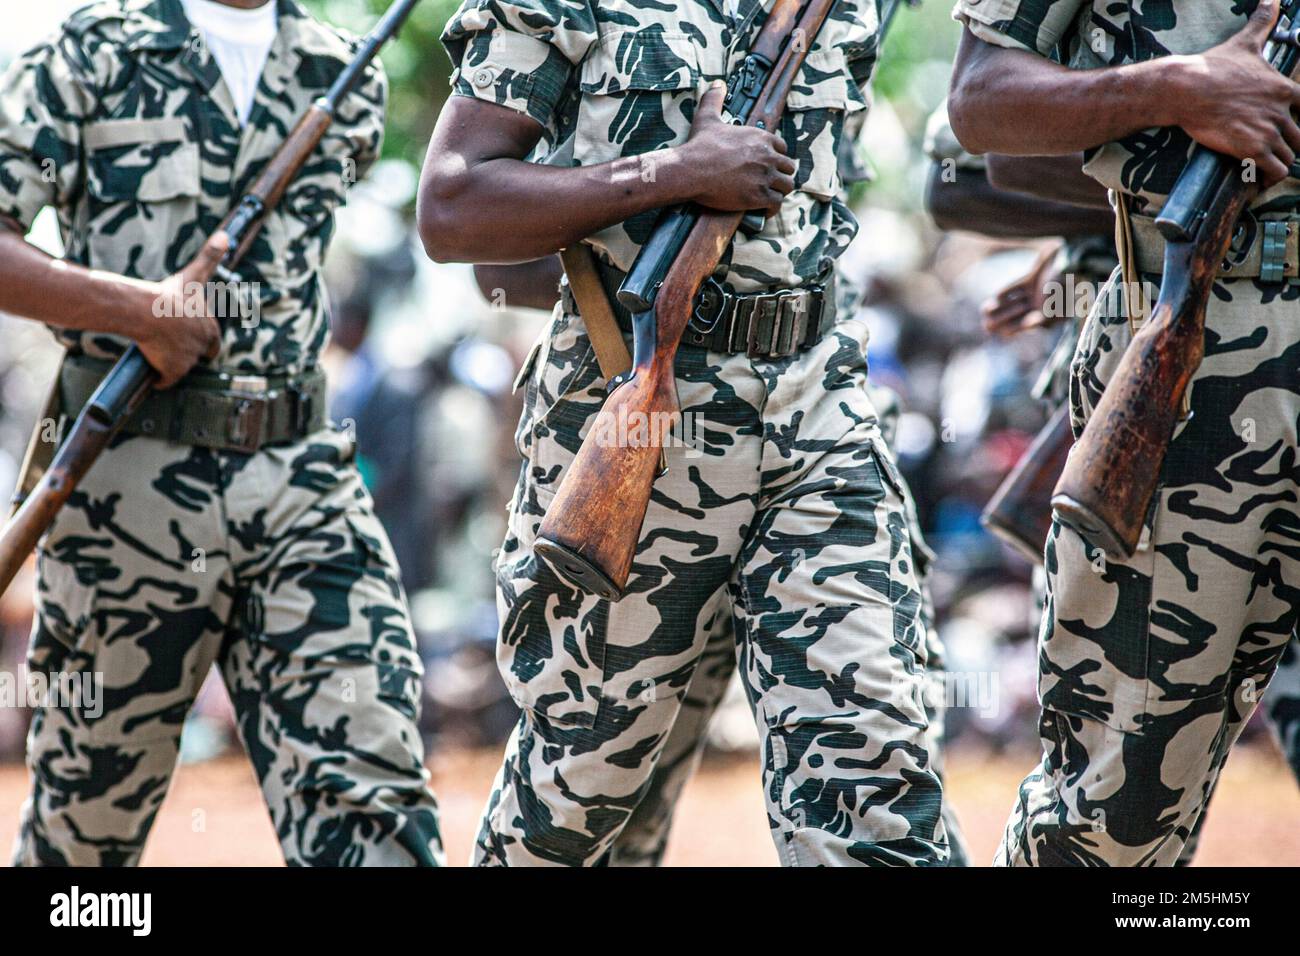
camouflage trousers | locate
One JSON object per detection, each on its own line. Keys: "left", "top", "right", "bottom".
{"left": 12, "top": 426, "right": 444, "bottom": 866}
{"left": 475, "top": 304, "right": 950, "bottom": 866}
{"left": 1000, "top": 270, "right": 1300, "bottom": 865}
{"left": 603, "top": 385, "right": 971, "bottom": 867}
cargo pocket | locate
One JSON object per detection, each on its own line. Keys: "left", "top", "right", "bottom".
{"left": 865, "top": 433, "right": 928, "bottom": 666}
{"left": 26, "top": 545, "right": 103, "bottom": 741}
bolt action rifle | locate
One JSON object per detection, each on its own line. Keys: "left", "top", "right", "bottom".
{"left": 0, "top": 0, "right": 424, "bottom": 599}
{"left": 534, "top": 0, "right": 843, "bottom": 600}
{"left": 1052, "top": 0, "right": 1300, "bottom": 557}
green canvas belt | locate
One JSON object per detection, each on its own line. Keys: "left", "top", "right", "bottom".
{"left": 59, "top": 355, "right": 328, "bottom": 454}
{"left": 589, "top": 260, "right": 837, "bottom": 359}
{"left": 1130, "top": 212, "right": 1300, "bottom": 282}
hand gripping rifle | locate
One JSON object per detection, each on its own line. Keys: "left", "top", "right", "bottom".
{"left": 0, "top": 0, "right": 423, "bottom": 598}
{"left": 534, "top": 0, "right": 841, "bottom": 601}
{"left": 1051, "top": 0, "right": 1300, "bottom": 557}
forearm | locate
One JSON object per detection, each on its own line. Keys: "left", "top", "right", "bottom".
{"left": 949, "top": 35, "right": 1183, "bottom": 157}
{"left": 419, "top": 106, "right": 703, "bottom": 264}
{"left": 0, "top": 222, "right": 156, "bottom": 338}
{"left": 474, "top": 257, "right": 563, "bottom": 311}
{"left": 925, "top": 165, "right": 1111, "bottom": 239}
{"left": 984, "top": 154, "right": 1113, "bottom": 210}
{"left": 434, "top": 154, "right": 694, "bottom": 263}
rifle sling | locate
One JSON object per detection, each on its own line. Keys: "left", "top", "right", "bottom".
{"left": 560, "top": 244, "right": 633, "bottom": 380}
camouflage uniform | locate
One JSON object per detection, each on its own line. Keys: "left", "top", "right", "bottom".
{"left": 2, "top": 0, "right": 443, "bottom": 866}
{"left": 957, "top": 0, "right": 1300, "bottom": 865}
{"left": 445, "top": 0, "right": 951, "bottom": 865}
{"left": 606, "top": 384, "right": 973, "bottom": 867}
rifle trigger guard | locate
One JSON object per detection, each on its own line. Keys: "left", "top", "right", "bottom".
{"left": 689, "top": 277, "right": 728, "bottom": 334}
{"left": 1221, "top": 210, "right": 1258, "bottom": 273}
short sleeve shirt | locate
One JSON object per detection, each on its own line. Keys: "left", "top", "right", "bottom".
{"left": 952, "top": 0, "right": 1300, "bottom": 216}
{"left": 0, "top": 0, "right": 387, "bottom": 374}
{"left": 442, "top": 0, "right": 879, "bottom": 292}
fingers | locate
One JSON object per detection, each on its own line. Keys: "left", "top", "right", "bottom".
{"left": 202, "top": 315, "right": 222, "bottom": 362}
{"left": 185, "top": 230, "right": 232, "bottom": 282}
{"left": 1258, "top": 150, "right": 1290, "bottom": 187}
{"left": 696, "top": 80, "right": 727, "bottom": 121}
{"left": 1281, "top": 110, "right": 1300, "bottom": 155}
{"left": 1242, "top": 0, "right": 1279, "bottom": 44}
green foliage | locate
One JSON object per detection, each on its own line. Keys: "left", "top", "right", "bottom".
{"left": 300, "top": 0, "right": 461, "bottom": 169}
{"left": 300, "top": 0, "right": 963, "bottom": 211}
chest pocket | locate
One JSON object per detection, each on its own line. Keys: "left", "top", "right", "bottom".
{"left": 82, "top": 117, "right": 201, "bottom": 276}
{"left": 780, "top": 45, "right": 865, "bottom": 201}
{"left": 575, "top": 29, "right": 701, "bottom": 166}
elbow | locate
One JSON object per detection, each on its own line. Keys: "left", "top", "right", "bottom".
{"left": 946, "top": 86, "right": 990, "bottom": 157}
{"left": 416, "top": 172, "right": 473, "bottom": 264}
{"left": 416, "top": 200, "right": 459, "bottom": 264}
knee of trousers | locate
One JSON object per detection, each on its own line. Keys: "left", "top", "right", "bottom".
{"left": 1007, "top": 707, "right": 1219, "bottom": 865}
{"left": 16, "top": 709, "right": 179, "bottom": 866}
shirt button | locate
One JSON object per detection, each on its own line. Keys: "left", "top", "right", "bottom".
{"left": 472, "top": 67, "right": 496, "bottom": 89}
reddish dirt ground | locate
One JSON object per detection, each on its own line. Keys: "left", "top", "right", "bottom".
{"left": 0, "top": 746, "right": 1295, "bottom": 865}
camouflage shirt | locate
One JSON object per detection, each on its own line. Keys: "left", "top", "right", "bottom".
{"left": 953, "top": 0, "right": 1300, "bottom": 216}
{"left": 0, "top": 0, "right": 386, "bottom": 374}
{"left": 441, "top": 0, "right": 879, "bottom": 292}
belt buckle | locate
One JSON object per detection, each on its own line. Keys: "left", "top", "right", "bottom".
{"left": 287, "top": 382, "right": 315, "bottom": 435}
{"left": 228, "top": 394, "right": 269, "bottom": 454}
{"left": 222, "top": 374, "right": 269, "bottom": 453}
{"left": 746, "top": 294, "right": 780, "bottom": 359}
{"left": 1260, "top": 220, "right": 1291, "bottom": 285}
{"left": 227, "top": 374, "right": 269, "bottom": 395}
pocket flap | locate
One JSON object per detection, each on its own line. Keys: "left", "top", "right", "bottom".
{"left": 580, "top": 30, "right": 699, "bottom": 93}
{"left": 785, "top": 46, "right": 866, "bottom": 112}
{"left": 85, "top": 118, "right": 200, "bottom": 203}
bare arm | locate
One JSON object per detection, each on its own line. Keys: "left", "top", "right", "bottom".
{"left": 949, "top": 0, "right": 1300, "bottom": 185}
{"left": 0, "top": 217, "right": 223, "bottom": 387}
{"left": 417, "top": 84, "right": 796, "bottom": 264}
{"left": 984, "top": 154, "right": 1112, "bottom": 211}
{"left": 924, "top": 162, "right": 1111, "bottom": 238}
{"left": 474, "top": 257, "right": 563, "bottom": 311}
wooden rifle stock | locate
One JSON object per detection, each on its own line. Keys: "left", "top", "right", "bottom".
{"left": 1051, "top": 186, "right": 1252, "bottom": 556}
{"left": 1052, "top": 2, "right": 1300, "bottom": 557}
{"left": 0, "top": 0, "right": 422, "bottom": 600}
{"left": 534, "top": 0, "right": 837, "bottom": 599}
{"left": 981, "top": 403, "right": 1073, "bottom": 564}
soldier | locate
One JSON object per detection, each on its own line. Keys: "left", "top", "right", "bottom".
{"left": 422, "top": 0, "right": 951, "bottom": 865}
{"left": 950, "top": 0, "right": 1300, "bottom": 864}
{"left": 929, "top": 113, "right": 1300, "bottom": 863}
{"left": 0, "top": 0, "right": 443, "bottom": 866}
{"left": 474, "top": 256, "right": 972, "bottom": 867}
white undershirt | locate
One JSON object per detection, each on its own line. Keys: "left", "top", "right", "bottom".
{"left": 181, "top": 0, "right": 278, "bottom": 126}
